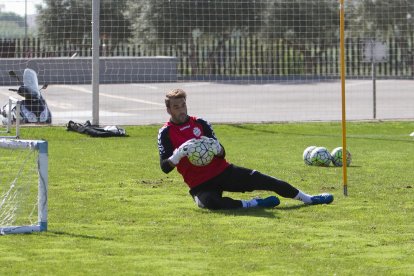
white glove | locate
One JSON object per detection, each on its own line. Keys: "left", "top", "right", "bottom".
{"left": 201, "top": 136, "right": 222, "bottom": 156}
{"left": 211, "top": 139, "right": 222, "bottom": 156}
{"left": 168, "top": 139, "right": 196, "bottom": 165}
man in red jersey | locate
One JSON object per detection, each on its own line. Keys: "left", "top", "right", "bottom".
{"left": 158, "top": 88, "right": 334, "bottom": 210}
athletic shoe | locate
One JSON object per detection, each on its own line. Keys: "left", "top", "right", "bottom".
{"left": 256, "top": 196, "right": 280, "bottom": 208}
{"left": 308, "top": 193, "right": 334, "bottom": 205}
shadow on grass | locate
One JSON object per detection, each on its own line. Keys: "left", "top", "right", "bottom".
{"left": 48, "top": 230, "right": 113, "bottom": 241}
{"left": 196, "top": 203, "right": 311, "bottom": 218}
{"left": 277, "top": 204, "right": 311, "bottom": 211}
{"left": 194, "top": 207, "right": 278, "bottom": 218}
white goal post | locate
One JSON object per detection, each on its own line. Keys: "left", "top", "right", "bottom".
{"left": 0, "top": 139, "right": 48, "bottom": 235}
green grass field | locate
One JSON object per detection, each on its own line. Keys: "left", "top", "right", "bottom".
{"left": 0, "top": 121, "right": 413, "bottom": 275}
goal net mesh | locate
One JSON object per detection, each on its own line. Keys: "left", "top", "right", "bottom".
{"left": 0, "top": 0, "right": 412, "bottom": 124}
{"left": 0, "top": 139, "right": 47, "bottom": 235}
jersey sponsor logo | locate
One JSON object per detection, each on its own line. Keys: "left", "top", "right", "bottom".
{"left": 179, "top": 125, "right": 191, "bottom": 131}
{"left": 193, "top": 127, "right": 201, "bottom": 137}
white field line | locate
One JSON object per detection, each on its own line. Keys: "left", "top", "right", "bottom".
{"left": 182, "top": 82, "right": 212, "bottom": 87}
{"left": 54, "top": 85, "right": 164, "bottom": 107}
{"left": 131, "top": 84, "right": 159, "bottom": 90}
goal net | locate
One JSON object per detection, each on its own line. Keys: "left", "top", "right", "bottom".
{"left": 0, "top": 139, "right": 48, "bottom": 235}
{"left": 0, "top": 0, "right": 413, "bottom": 124}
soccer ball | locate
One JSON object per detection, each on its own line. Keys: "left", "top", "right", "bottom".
{"left": 187, "top": 139, "right": 215, "bottom": 166}
{"left": 303, "top": 146, "right": 317, "bottom": 165}
{"left": 331, "top": 147, "right": 352, "bottom": 167}
{"left": 309, "top": 147, "right": 332, "bottom": 166}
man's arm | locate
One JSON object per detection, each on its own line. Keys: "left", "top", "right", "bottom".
{"left": 158, "top": 126, "right": 175, "bottom": 173}
{"left": 158, "top": 127, "right": 196, "bottom": 173}
{"left": 160, "top": 157, "right": 175, "bottom": 173}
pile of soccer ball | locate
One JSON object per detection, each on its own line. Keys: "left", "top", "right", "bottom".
{"left": 303, "top": 146, "right": 352, "bottom": 167}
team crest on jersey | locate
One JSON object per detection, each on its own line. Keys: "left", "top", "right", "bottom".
{"left": 193, "top": 127, "right": 201, "bottom": 137}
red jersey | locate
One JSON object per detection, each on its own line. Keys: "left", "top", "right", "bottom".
{"left": 158, "top": 116, "right": 230, "bottom": 188}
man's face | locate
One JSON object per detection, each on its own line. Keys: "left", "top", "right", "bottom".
{"left": 167, "top": 97, "right": 188, "bottom": 124}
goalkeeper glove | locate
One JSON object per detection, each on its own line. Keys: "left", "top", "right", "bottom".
{"left": 211, "top": 139, "right": 222, "bottom": 156}
{"left": 168, "top": 139, "right": 196, "bottom": 165}
{"left": 201, "top": 136, "right": 222, "bottom": 156}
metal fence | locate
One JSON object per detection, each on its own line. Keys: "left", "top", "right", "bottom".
{"left": 1, "top": 36, "right": 413, "bottom": 78}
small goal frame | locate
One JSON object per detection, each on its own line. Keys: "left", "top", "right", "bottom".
{"left": 0, "top": 139, "right": 48, "bottom": 235}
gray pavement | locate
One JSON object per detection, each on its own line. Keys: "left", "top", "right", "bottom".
{"left": 0, "top": 79, "right": 413, "bottom": 126}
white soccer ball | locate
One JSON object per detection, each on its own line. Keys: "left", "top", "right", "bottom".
{"left": 331, "top": 147, "right": 352, "bottom": 167}
{"left": 303, "top": 146, "right": 317, "bottom": 165}
{"left": 187, "top": 139, "right": 215, "bottom": 166}
{"left": 309, "top": 147, "right": 332, "bottom": 166}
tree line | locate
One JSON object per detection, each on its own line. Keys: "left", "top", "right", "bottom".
{"left": 1, "top": 0, "right": 413, "bottom": 76}
{"left": 33, "top": 0, "right": 413, "bottom": 48}
{"left": 2, "top": 1, "right": 413, "bottom": 52}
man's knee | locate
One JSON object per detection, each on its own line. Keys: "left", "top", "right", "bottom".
{"left": 194, "top": 193, "right": 221, "bottom": 210}
{"left": 194, "top": 195, "right": 206, "bottom": 208}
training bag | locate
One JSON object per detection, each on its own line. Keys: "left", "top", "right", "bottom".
{"left": 66, "top": 120, "right": 127, "bottom": 137}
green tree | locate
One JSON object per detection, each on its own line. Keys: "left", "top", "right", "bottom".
{"left": 264, "top": 0, "right": 338, "bottom": 41}
{"left": 126, "top": 0, "right": 266, "bottom": 74}
{"left": 348, "top": 0, "right": 414, "bottom": 74}
{"left": 37, "top": 0, "right": 132, "bottom": 55}
{"left": 262, "top": 0, "right": 339, "bottom": 74}
{"left": 348, "top": 0, "right": 414, "bottom": 39}
{"left": 0, "top": 12, "right": 26, "bottom": 38}
{"left": 126, "top": 0, "right": 266, "bottom": 45}
{"left": 0, "top": 12, "right": 25, "bottom": 28}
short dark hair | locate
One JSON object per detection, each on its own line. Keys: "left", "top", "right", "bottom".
{"left": 165, "top": 89, "right": 187, "bottom": 107}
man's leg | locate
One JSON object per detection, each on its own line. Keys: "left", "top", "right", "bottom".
{"left": 193, "top": 189, "right": 279, "bottom": 210}
{"left": 222, "top": 165, "right": 333, "bottom": 205}
{"left": 192, "top": 189, "right": 243, "bottom": 210}
{"left": 222, "top": 165, "right": 299, "bottom": 197}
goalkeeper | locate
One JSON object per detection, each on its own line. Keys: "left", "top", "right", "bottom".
{"left": 158, "top": 88, "right": 334, "bottom": 210}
